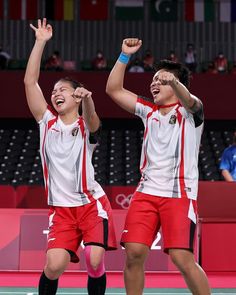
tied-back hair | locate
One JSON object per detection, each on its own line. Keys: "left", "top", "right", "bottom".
{"left": 154, "top": 60, "right": 191, "bottom": 88}
{"left": 56, "top": 76, "right": 84, "bottom": 115}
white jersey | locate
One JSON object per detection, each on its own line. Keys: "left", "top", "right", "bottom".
{"left": 135, "top": 96, "right": 204, "bottom": 200}
{"left": 39, "top": 107, "right": 105, "bottom": 207}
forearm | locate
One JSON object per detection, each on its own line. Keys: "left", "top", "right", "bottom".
{"left": 106, "top": 58, "right": 127, "bottom": 95}
{"left": 222, "top": 170, "right": 234, "bottom": 181}
{"left": 82, "top": 97, "right": 100, "bottom": 132}
{"left": 171, "top": 79, "right": 199, "bottom": 112}
{"left": 24, "top": 40, "right": 46, "bottom": 85}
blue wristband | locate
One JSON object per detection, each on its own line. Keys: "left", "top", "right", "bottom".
{"left": 118, "top": 52, "right": 131, "bottom": 64}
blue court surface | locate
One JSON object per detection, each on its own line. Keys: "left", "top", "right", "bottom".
{"left": 0, "top": 288, "right": 235, "bottom": 294}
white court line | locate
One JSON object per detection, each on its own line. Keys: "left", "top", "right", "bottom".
{"left": 0, "top": 292, "right": 235, "bottom": 295}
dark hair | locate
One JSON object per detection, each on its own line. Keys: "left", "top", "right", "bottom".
{"left": 154, "top": 59, "right": 191, "bottom": 88}
{"left": 56, "top": 76, "right": 84, "bottom": 90}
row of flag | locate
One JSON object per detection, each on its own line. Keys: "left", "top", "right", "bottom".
{"left": 0, "top": 0, "right": 236, "bottom": 22}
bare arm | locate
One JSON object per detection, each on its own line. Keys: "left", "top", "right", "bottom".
{"left": 106, "top": 38, "right": 142, "bottom": 114}
{"left": 73, "top": 87, "right": 100, "bottom": 133}
{"left": 24, "top": 18, "right": 52, "bottom": 122}
{"left": 158, "top": 72, "right": 202, "bottom": 113}
{"left": 221, "top": 169, "right": 234, "bottom": 181}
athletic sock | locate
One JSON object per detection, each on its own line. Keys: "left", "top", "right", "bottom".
{"left": 38, "top": 271, "right": 58, "bottom": 295}
{"left": 87, "top": 273, "right": 106, "bottom": 295}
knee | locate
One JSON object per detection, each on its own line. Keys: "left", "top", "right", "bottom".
{"left": 88, "top": 259, "right": 103, "bottom": 271}
{"left": 126, "top": 247, "right": 146, "bottom": 267}
{"left": 44, "top": 261, "right": 65, "bottom": 279}
{"left": 169, "top": 250, "right": 195, "bottom": 275}
{"left": 85, "top": 247, "right": 105, "bottom": 278}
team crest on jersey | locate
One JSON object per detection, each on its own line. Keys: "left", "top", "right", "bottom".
{"left": 169, "top": 115, "right": 176, "bottom": 125}
{"left": 71, "top": 127, "right": 79, "bottom": 136}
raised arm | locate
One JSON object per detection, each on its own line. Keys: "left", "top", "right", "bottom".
{"left": 73, "top": 87, "right": 100, "bottom": 133}
{"left": 106, "top": 38, "right": 142, "bottom": 114}
{"left": 158, "top": 71, "right": 202, "bottom": 113}
{"left": 24, "top": 18, "right": 52, "bottom": 122}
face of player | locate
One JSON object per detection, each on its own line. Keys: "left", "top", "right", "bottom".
{"left": 150, "top": 70, "right": 178, "bottom": 105}
{"left": 51, "top": 81, "right": 79, "bottom": 115}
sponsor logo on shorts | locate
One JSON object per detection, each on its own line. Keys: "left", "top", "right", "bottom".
{"left": 48, "top": 238, "right": 56, "bottom": 242}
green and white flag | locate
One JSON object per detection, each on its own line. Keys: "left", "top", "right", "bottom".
{"left": 150, "top": 0, "right": 178, "bottom": 22}
{"left": 115, "top": 0, "right": 144, "bottom": 21}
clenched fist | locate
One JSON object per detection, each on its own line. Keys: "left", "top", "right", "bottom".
{"left": 122, "top": 38, "right": 142, "bottom": 55}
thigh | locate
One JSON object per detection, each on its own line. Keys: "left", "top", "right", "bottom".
{"left": 160, "top": 198, "right": 197, "bottom": 253}
{"left": 121, "top": 192, "right": 161, "bottom": 248}
{"left": 80, "top": 195, "right": 117, "bottom": 250}
{"left": 47, "top": 207, "right": 82, "bottom": 262}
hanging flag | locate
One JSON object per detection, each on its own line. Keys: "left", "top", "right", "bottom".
{"left": 9, "top": 0, "right": 38, "bottom": 20}
{"left": 80, "top": 0, "right": 108, "bottom": 21}
{"left": 150, "top": 0, "right": 178, "bottom": 22}
{"left": 185, "top": 0, "right": 215, "bottom": 22}
{"left": 115, "top": 0, "right": 144, "bottom": 21}
{"left": 220, "top": 0, "right": 236, "bottom": 22}
{"left": 45, "top": 0, "right": 74, "bottom": 21}
{"left": 0, "top": 0, "right": 3, "bottom": 19}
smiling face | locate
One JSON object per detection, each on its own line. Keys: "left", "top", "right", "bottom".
{"left": 150, "top": 69, "right": 178, "bottom": 105}
{"left": 51, "top": 80, "right": 80, "bottom": 115}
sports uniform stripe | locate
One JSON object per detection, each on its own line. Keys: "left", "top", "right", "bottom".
{"left": 80, "top": 119, "right": 94, "bottom": 202}
{"left": 137, "top": 96, "right": 156, "bottom": 109}
{"left": 42, "top": 124, "right": 49, "bottom": 200}
{"left": 140, "top": 110, "right": 155, "bottom": 173}
{"left": 103, "top": 219, "right": 108, "bottom": 248}
{"left": 189, "top": 220, "right": 196, "bottom": 251}
{"left": 179, "top": 118, "right": 188, "bottom": 198}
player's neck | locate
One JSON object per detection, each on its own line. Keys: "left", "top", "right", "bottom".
{"left": 159, "top": 102, "right": 179, "bottom": 115}
{"left": 59, "top": 113, "right": 80, "bottom": 125}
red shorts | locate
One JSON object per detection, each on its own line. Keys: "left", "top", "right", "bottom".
{"left": 47, "top": 195, "right": 117, "bottom": 263}
{"left": 121, "top": 191, "right": 197, "bottom": 253}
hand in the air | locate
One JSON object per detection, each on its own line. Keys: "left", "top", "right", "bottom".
{"left": 121, "top": 38, "right": 142, "bottom": 55}
{"left": 30, "top": 18, "right": 52, "bottom": 42}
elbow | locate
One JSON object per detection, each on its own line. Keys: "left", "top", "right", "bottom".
{"left": 24, "top": 75, "right": 36, "bottom": 87}
{"left": 105, "top": 83, "right": 112, "bottom": 96}
{"left": 24, "top": 75, "right": 32, "bottom": 86}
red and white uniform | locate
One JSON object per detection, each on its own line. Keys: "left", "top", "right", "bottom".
{"left": 121, "top": 96, "right": 203, "bottom": 250}
{"left": 135, "top": 96, "right": 204, "bottom": 200}
{"left": 39, "top": 107, "right": 105, "bottom": 207}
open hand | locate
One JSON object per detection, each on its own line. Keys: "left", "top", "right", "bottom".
{"left": 30, "top": 18, "right": 52, "bottom": 42}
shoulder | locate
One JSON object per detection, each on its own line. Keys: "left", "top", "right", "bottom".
{"left": 137, "top": 95, "right": 155, "bottom": 108}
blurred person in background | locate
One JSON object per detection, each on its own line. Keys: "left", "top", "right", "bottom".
{"left": 184, "top": 43, "right": 197, "bottom": 73}
{"left": 220, "top": 128, "right": 236, "bottom": 181}
{"left": 214, "top": 51, "right": 228, "bottom": 74}
{"left": 92, "top": 50, "right": 107, "bottom": 70}
{"left": 45, "top": 50, "right": 63, "bottom": 71}
{"left": 24, "top": 18, "right": 117, "bottom": 295}
{"left": 129, "top": 57, "right": 144, "bottom": 73}
{"left": 166, "top": 50, "right": 178, "bottom": 63}
{"left": 142, "top": 49, "right": 154, "bottom": 71}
